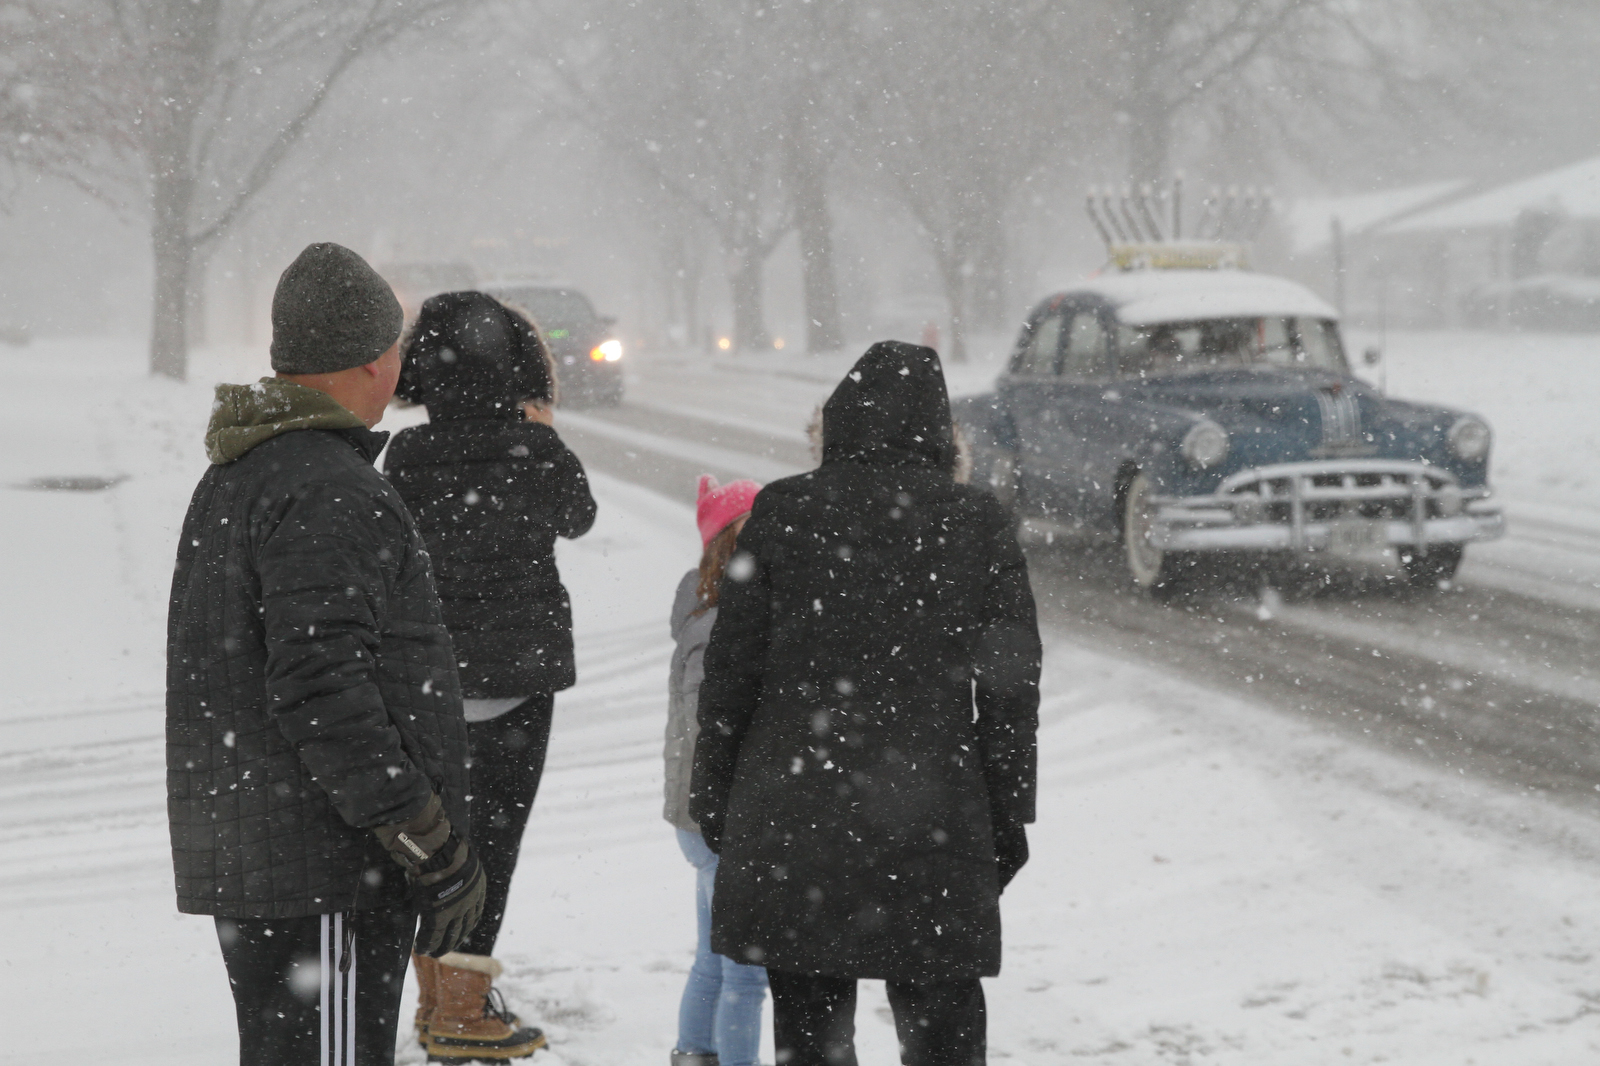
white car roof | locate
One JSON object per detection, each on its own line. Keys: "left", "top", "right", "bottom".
{"left": 1067, "top": 269, "right": 1338, "bottom": 325}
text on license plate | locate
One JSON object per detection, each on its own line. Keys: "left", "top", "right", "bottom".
{"left": 1327, "top": 519, "right": 1387, "bottom": 556}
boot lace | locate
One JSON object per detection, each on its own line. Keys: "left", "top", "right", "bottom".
{"left": 483, "top": 986, "right": 519, "bottom": 1025}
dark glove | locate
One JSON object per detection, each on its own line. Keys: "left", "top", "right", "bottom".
{"left": 373, "top": 793, "right": 452, "bottom": 874}
{"left": 411, "top": 832, "right": 486, "bottom": 957}
{"left": 994, "top": 819, "right": 1029, "bottom": 892}
{"left": 373, "top": 794, "right": 486, "bottom": 956}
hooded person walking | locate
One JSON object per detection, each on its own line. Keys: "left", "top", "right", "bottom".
{"left": 384, "top": 291, "right": 597, "bottom": 1062}
{"left": 690, "top": 341, "right": 1041, "bottom": 1066}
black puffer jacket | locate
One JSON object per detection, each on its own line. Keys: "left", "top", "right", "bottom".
{"left": 691, "top": 342, "right": 1041, "bottom": 982}
{"left": 385, "top": 417, "right": 596, "bottom": 696}
{"left": 167, "top": 379, "right": 469, "bottom": 919}
{"left": 386, "top": 290, "right": 596, "bottom": 696}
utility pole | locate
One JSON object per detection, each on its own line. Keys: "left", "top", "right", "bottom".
{"left": 1331, "top": 216, "right": 1346, "bottom": 318}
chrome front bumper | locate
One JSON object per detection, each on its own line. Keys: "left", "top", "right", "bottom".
{"left": 1149, "top": 460, "right": 1505, "bottom": 553}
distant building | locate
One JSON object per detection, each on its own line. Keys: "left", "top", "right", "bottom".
{"left": 1379, "top": 156, "right": 1600, "bottom": 330}
{"left": 1285, "top": 156, "right": 1600, "bottom": 331}
{"left": 1278, "top": 181, "right": 1463, "bottom": 329}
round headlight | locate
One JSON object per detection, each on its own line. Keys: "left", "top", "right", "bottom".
{"left": 1447, "top": 416, "right": 1491, "bottom": 461}
{"left": 1181, "top": 420, "right": 1229, "bottom": 469}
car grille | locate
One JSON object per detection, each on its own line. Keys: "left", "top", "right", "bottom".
{"left": 1221, "top": 461, "right": 1461, "bottom": 524}
{"left": 1315, "top": 387, "right": 1362, "bottom": 448}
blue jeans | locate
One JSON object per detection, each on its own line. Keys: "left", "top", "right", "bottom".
{"left": 676, "top": 828, "right": 768, "bottom": 1066}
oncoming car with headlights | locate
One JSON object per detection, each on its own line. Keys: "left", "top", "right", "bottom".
{"left": 956, "top": 266, "right": 1504, "bottom": 591}
{"left": 483, "top": 282, "right": 624, "bottom": 407}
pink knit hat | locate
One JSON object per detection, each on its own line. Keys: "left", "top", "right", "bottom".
{"left": 696, "top": 475, "right": 761, "bottom": 547}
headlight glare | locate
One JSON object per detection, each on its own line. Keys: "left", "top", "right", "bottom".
{"left": 1447, "top": 416, "right": 1490, "bottom": 461}
{"left": 589, "top": 339, "right": 623, "bottom": 362}
{"left": 1181, "top": 420, "right": 1229, "bottom": 469}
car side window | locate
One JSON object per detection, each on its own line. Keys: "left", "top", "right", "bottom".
{"left": 1292, "top": 317, "right": 1349, "bottom": 371}
{"left": 1060, "top": 310, "right": 1109, "bottom": 379}
{"left": 1013, "top": 313, "right": 1064, "bottom": 376}
{"left": 1260, "top": 317, "right": 1295, "bottom": 365}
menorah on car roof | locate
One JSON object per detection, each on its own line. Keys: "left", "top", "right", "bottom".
{"left": 1086, "top": 177, "right": 1273, "bottom": 272}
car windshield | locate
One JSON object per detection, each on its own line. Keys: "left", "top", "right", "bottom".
{"left": 1117, "top": 317, "right": 1347, "bottom": 377}
{"left": 490, "top": 287, "right": 597, "bottom": 334}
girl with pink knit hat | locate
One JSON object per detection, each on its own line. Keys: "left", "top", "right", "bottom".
{"left": 663, "top": 475, "right": 768, "bottom": 1066}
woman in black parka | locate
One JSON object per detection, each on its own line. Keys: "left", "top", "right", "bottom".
{"left": 385, "top": 291, "right": 596, "bottom": 1062}
{"left": 690, "top": 341, "right": 1041, "bottom": 1066}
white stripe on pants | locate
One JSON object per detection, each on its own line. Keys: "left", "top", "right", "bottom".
{"left": 319, "top": 912, "right": 358, "bottom": 1066}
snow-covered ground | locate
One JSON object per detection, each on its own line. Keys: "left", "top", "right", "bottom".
{"left": 6, "top": 335, "right": 1600, "bottom": 1063}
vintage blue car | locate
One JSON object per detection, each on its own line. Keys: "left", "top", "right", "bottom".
{"left": 956, "top": 267, "right": 1505, "bottom": 590}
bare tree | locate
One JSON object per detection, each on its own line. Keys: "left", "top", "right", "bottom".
{"left": 764, "top": 0, "right": 855, "bottom": 353}
{"left": 0, "top": 4, "right": 129, "bottom": 203}
{"left": 855, "top": 0, "right": 1113, "bottom": 360}
{"left": 23, "top": 0, "right": 460, "bottom": 379}
{"left": 1108, "top": 0, "right": 1318, "bottom": 185}
{"left": 541, "top": 0, "right": 797, "bottom": 353}
{"left": 1109, "top": 0, "right": 1554, "bottom": 188}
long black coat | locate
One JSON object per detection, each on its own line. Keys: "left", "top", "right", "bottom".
{"left": 385, "top": 416, "right": 595, "bottom": 697}
{"left": 691, "top": 342, "right": 1041, "bottom": 982}
{"left": 167, "top": 381, "right": 470, "bottom": 919}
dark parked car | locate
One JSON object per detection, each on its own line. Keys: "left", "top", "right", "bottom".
{"left": 483, "top": 282, "right": 624, "bottom": 407}
{"left": 956, "top": 268, "right": 1505, "bottom": 590}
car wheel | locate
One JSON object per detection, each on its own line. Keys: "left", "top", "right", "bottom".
{"left": 1122, "top": 471, "right": 1189, "bottom": 592}
{"left": 1400, "top": 543, "right": 1464, "bottom": 589}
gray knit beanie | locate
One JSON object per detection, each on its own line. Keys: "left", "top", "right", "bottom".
{"left": 270, "top": 243, "right": 404, "bottom": 374}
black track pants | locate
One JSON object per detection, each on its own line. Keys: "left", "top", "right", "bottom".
{"left": 459, "top": 691, "right": 555, "bottom": 957}
{"left": 215, "top": 905, "right": 415, "bottom": 1066}
{"left": 767, "top": 970, "right": 986, "bottom": 1066}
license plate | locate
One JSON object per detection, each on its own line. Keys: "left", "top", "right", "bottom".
{"left": 1327, "top": 518, "right": 1387, "bottom": 556}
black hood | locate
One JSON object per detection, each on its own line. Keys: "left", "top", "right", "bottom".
{"left": 398, "top": 290, "right": 555, "bottom": 420}
{"left": 822, "top": 341, "right": 955, "bottom": 472}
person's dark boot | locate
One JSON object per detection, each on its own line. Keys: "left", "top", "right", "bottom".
{"left": 670, "top": 1052, "right": 719, "bottom": 1066}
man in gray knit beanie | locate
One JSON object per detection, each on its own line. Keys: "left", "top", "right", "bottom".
{"left": 271, "top": 242, "right": 404, "bottom": 375}
{"left": 171, "top": 237, "right": 484, "bottom": 1065}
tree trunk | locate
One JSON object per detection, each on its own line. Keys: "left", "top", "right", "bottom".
{"left": 677, "top": 222, "right": 707, "bottom": 349}
{"left": 788, "top": 119, "right": 843, "bottom": 354}
{"left": 186, "top": 241, "right": 211, "bottom": 350}
{"left": 144, "top": 0, "right": 218, "bottom": 381}
{"left": 683, "top": 243, "right": 704, "bottom": 348}
{"left": 1125, "top": 96, "right": 1172, "bottom": 188}
{"left": 1121, "top": 6, "right": 1176, "bottom": 189}
{"left": 148, "top": 149, "right": 196, "bottom": 380}
{"left": 659, "top": 228, "right": 686, "bottom": 345}
{"left": 934, "top": 244, "right": 968, "bottom": 365}
{"left": 966, "top": 204, "right": 1008, "bottom": 332}
{"left": 727, "top": 247, "right": 771, "bottom": 353}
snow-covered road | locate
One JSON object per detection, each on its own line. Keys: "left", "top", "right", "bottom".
{"left": 6, "top": 336, "right": 1600, "bottom": 1062}
{"left": 552, "top": 339, "right": 1600, "bottom": 807}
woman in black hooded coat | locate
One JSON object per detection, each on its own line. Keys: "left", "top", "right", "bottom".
{"left": 690, "top": 341, "right": 1041, "bottom": 1066}
{"left": 384, "top": 291, "right": 596, "bottom": 1061}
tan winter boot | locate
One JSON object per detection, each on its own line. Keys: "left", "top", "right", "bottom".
{"left": 412, "top": 953, "right": 440, "bottom": 1038}
{"left": 425, "top": 953, "right": 546, "bottom": 1062}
